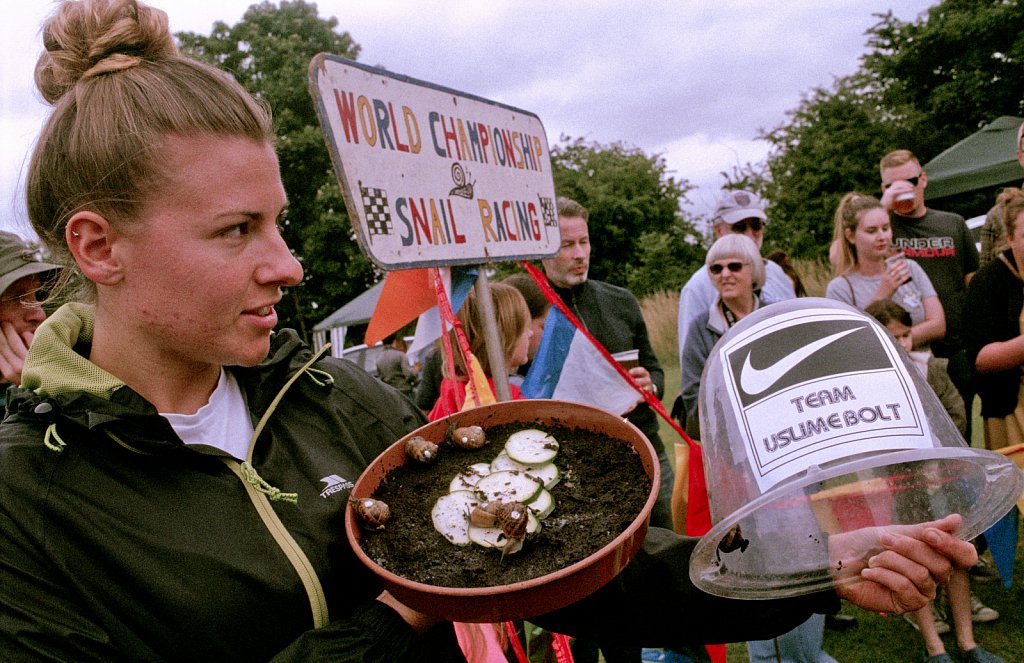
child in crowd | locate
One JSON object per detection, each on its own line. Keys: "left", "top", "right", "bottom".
{"left": 428, "top": 283, "right": 532, "bottom": 420}
{"left": 866, "top": 299, "right": 1003, "bottom": 663}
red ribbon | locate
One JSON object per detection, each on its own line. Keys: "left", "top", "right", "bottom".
{"left": 520, "top": 262, "right": 695, "bottom": 449}
{"left": 431, "top": 267, "right": 482, "bottom": 409}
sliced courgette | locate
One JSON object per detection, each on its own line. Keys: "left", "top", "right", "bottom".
{"left": 431, "top": 490, "right": 479, "bottom": 545}
{"left": 527, "top": 488, "right": 555, "bottom": 519}
{"left": 448, "top": 462, "right": 491, "bottom": 492}
{"left": 505, "top": 429, "right": 559, "bottom": 466}
{"left": 474, "top": 470, "right": 542, "bottom": 504}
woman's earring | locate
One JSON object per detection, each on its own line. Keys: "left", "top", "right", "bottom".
{"left": 71, "top": 231, "right": 81, "bottom": 238}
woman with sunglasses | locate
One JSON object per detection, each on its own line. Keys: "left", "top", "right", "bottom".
{"left": 679, "top": 234, "right": 765, "bottom": 437}
{"left": 678, "top": 234, "right": 840, "bottom": 662}
{"left": 826, "top": 192, "right": 945, "bottom": 351}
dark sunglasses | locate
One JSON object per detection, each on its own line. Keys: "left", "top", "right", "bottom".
{"left": 730, "top": 219, "right": 763, "bottom": 233}
{"left": 709, "top": 261, "right": 746, "bottom": 275}
{"left": 882, "top": 175, "right": 921, "bottom": 190}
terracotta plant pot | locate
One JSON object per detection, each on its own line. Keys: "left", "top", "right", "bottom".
{"left": 345, "top": 399, "right": 659, "bottom": 623}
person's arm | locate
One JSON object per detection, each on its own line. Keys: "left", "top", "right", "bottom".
{"left": 964, "top": 266, "right": 1024, "bottom": 374}
{"left": 911, "top": 295, "right": 946, "bottom": 349}
{"left": 0, "top": 534, "right": 123, "bottom": 661}
{"left": 677, "top": 275, "right": 711, "bottom": 383}
{"left": 632, "top": 295, "right": 663, "bottom": 398}
{"left": 533, "top": 515, "right": 975, "bottom": 648}
{"left": 270, "top": 594, "right": 446, "bottom": 663}
{"left": 959, "top": 215, "right": 980, "bottom": 286}
{"left": 760, "top": 260, "right": 797, "bottom": 303}
{"left": 680, "top": 319, "right": 710, "bottom": 439}
{"left": 976, "top": 335, "right": 1024, "bottom": 374}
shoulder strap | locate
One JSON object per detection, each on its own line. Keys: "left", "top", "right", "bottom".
{"left": 842, "top": 275, "right": 857, "bottom": 307}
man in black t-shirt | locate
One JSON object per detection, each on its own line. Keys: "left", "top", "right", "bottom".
{"left": 879, "top": 149, "right": 979, "bottom": 443}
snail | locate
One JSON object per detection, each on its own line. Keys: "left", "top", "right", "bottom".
{"left": 351, "top": 497, "right": 390, "bottom": 530}
{"left": 448, "top": 424, "right": 487, "bottom": 450}
{"left": 715, "top": 523, "right": 749, "bottom": 562}
{"left": 405, "top": 435, "right": 439, "bottom": 464}
{"left": 470, "top": 500, "right": 528, "bottom": 557}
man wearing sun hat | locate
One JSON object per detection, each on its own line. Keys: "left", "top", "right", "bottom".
{"left": 0, "top": 231, "right": 60, "bottom": 392}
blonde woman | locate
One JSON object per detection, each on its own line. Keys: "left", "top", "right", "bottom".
{"left": 826, "top": 192, "right": 945, "bottom": 350}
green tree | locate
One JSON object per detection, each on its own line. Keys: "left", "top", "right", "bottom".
{"left": 752, "top": 72, "right": 908, "bottom": 257}
{"left": 866, "top": 0, "right": 1024, "bottom": 156}
{"left": 549, "top": 136, "right": 704, "bottom": 295}
{"left": 178, "top": 1, "right": 375, "bottom": 340}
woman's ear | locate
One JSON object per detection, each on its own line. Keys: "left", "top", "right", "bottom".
{"left": 66, "top": 212, "right": 124, "bottom": 285}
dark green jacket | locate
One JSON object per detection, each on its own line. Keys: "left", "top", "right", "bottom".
{"left": 0, "top": 303, "right": 451, "bottom": 661}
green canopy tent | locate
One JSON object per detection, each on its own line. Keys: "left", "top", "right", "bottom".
{"left": 312, "top": 280, "right": 384, "bottom": 357}
{"left": 924, "top": 115, "right": 1024, "bottom": 201}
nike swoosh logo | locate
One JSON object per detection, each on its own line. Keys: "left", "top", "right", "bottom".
{"left": 739, "top": 327, "right": 864, "bottom": 395}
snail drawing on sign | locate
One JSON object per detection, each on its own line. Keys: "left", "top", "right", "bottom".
{"left": 448, "top": 162, "right": 475, "bottom": 199}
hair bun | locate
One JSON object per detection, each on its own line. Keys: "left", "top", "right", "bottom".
{"left": 35, "top": 0, "right": 178, "bottom": 104}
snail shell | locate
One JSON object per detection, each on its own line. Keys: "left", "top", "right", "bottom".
{"left": 351, "top": 497, "right": 390, "bottom": 530}
{"left": 450, "top": 425, "right": 487, "bottom": 450}
{"left": 470, "top": 500, "right": 528, "bottom": 541}
{"left": 469, "top": 500, "right": 500, "bottom": 528}
{"left": 495, "top": 501, "right": 529, "bottom": 540}
{"left": 405, "top": 435, "right": 439, "bottom": 464}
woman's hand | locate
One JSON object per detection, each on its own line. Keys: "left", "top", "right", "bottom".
{"left": 0, "top": 322, "right": 33, "bottom": 385}
{"left": 876, "top": 258, "right": 911, "bottom": 300}
{"left": 829, "top": 514, "right": 976, "bottom": 614}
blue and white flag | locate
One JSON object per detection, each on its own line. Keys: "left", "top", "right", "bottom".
{"left": 520, "top": 306, "right": 640, "bottom": 415}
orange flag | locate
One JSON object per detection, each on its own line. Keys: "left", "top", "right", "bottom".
{"left": 364, "top": 268, "right": 436, "bottom": 346}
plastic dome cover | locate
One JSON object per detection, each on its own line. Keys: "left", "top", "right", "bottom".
{"left": 688, "top": 297, "right": 1023, "bottom": 598}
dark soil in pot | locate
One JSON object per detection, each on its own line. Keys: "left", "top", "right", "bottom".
{"left": 358, "top": 422, "right": 651, "bottom": 589}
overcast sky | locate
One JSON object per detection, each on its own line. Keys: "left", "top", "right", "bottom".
{"left": 1, "top": 0, "right": 935, "bottom": 238}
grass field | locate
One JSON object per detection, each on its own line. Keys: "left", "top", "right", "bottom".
{"left": 638, "top": 269, "right": 1023, "bottom": 662}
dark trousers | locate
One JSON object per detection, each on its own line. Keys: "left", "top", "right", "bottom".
{"left": 945, "top": 349, "right": 976, "bottom": 444}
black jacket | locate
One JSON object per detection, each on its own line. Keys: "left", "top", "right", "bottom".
{"left": 0, "top": 304, "right": 447, "bottom": 661}
{"left": 964, "top": 250, "right": 1024, "bottom": 418}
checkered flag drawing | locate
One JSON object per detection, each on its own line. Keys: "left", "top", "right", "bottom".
{"left": 538, "top": 195, "right": 557, "bottom": 227}
{"left": 360, "top": 184, "right": 392, "bottom": 239}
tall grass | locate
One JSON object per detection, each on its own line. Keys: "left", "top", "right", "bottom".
{"left": 792, "top": 256, "right": 834, "bottom": 297}
{"left": 639, "top": 289, "right": 680, "bottom": 366}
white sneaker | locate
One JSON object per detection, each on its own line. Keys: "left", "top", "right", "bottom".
{"left": 970, "top": 593, "right": 999, "bottom": 623}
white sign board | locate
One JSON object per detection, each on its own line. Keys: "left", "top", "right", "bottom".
{"left": 716, "top": 306, "right": 933, "bottom": 493}
{"left": 309, "top": 54, "right": 560, "bottom": 270}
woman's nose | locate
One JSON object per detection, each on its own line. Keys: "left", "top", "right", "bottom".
{"left": 257, "top": 232, "right": 304, "bottom": 286}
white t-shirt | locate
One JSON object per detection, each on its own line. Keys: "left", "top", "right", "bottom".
{"left": 161, "top": 368, "right": 254, "bottom": 460}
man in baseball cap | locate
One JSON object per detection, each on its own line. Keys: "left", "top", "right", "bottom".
{"left": 0, "top": 231, "right": 60, "bottom": 390}
{"left": 712, "top": 189, "right": 769, "bottom": 227}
